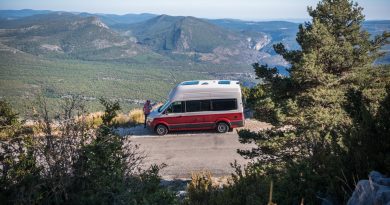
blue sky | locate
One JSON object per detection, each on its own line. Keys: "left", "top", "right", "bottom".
{"left": 0, "top": 0, "right": 389, "bottom": 20}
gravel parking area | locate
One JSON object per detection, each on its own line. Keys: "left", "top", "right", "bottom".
{"left": 125, "top": 119, "right": 271, "bottom": 179}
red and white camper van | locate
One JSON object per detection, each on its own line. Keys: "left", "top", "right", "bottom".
{"left": 146, "top": 80, "right": 244, "bottom": 135}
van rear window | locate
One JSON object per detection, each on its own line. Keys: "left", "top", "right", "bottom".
{"left": 211, "top": 99, "right": 237, "bottom": 111}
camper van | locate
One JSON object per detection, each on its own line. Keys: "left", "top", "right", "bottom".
{"left": 146, "top": 80, "right": 244, "bottom": 135}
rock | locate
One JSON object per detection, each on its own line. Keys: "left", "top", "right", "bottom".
{"left": 347, "top": 171, "right": 390, "bottom": 205}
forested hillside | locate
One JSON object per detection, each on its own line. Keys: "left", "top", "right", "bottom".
{"left": 0, "top": 9, "right": 388, "bottom": 115}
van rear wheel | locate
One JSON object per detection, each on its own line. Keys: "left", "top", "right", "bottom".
{"left": 155, "top": 124, "right": 168, "bottom": 135}
{"left": 216, "top": 122, "right": 229, "bottom": 133}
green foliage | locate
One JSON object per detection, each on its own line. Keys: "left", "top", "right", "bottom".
{"left": 343, "top": 84, "right": 390, "bottom": 177}
{"left": 184, "top": 164, "right": 270, "bottom": 205}
{"left": 232, "top": 0, "right": 390, "bottom": 204}
{"left": 185, "top": 171, "right": 214, "bottom": 205}
{"left": 0, "top": 98, "right": 177, "bottom": 205}
{"left": 0, "top": 100, "right": 42, "bottom": 204}
{"left": 182, "top": 1, "right": 389, "bottom": 203}
{"left": 0, "top": 100, "right": 22, "bottom": 139}
{"left": 0, "top": 100, "right": 19, "bottom": 128}
{"left": 0, "top": 135, "right": 43, "bottom": 204}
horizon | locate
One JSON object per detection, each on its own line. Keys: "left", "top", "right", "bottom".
{"left": 1, "top": 9, "right": 390, "bottom": 23}
{"left": 0, "top": 0, "right": 389, "bottom": 21}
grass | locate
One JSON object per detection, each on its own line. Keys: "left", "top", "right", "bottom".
{"left": 128, "top": 109, "right": 145, "bottom": 124}
{"left": 80, "top": 108, "right": 145, "bottom": 128}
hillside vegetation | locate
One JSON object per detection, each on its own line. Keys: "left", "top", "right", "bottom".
{"left": 1, "top": 10, "right": 388, "bottom": 115}
{"left": 0, "top": 49, "right": 218, "bottom": 115}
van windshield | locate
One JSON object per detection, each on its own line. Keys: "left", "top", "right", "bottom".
{"left": 158, "top": 101, "right": 170, "bottom": 113}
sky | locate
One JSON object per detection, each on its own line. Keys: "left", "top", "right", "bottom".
{"left": 0, "top": 0, "right": 389, "bottom": 21}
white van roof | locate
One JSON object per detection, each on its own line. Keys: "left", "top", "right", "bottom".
{"left": 169, "top": 80, "right": 242, "bottom": 101}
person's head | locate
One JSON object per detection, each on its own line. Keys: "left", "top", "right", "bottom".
{"left": 146, "top": 100, "right": 150, "bottom": 104}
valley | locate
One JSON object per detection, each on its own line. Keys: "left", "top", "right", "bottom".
{"left": 0, "top": 10, "right": 389, "bottom": 116}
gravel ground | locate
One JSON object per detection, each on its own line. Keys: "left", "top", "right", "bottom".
{"left": 124, "top": 119, "right": 271, "bottom": 179}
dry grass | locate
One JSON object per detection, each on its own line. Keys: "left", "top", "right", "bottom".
{"left": 16, "top": 109, "right": 146, "bottom": 137}
{"left": 81, "top": 109, "right": 145, "bottom": 128}
{"left": 128, "top": 109, "right": 144, "bottom": 124}
{"left": 187, "top": 171, "right": 214, "bottom": 193}
{"left": 83, "top": 112, "right": 104, "bottom": 128}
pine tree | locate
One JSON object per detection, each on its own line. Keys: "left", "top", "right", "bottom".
{"left": 238, "top": 0, "right": 389, "bottom": 203}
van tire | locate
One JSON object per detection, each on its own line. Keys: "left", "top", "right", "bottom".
{"left": 216, "top": 122, "right": 229, "bottom": 133}
{"left": 155, "top": 124, "right": 168, "bottom": 135}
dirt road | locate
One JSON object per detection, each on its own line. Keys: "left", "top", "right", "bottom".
{"left": 123, "top": 120, "right": 271, "bottom": 179}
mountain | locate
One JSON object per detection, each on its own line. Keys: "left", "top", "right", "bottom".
{"left": 0, "top": 9, "right": 157, "bottom": 26}
{"left": 0, "top": 12, "right": 165, "bottom": 62}
{"left": 78, "top": 13, "right": 157, "bottom": 26}
{"left": 116, "top": 15, "right": 276, "bottom": 65}
{"left": 124, "top": 15, "right": 240, "bottom": 52}
{"left": 209, "top": 19, "right": 300, "bottom": 53}
{"left": 0, "top": 10, "right": 388, "bottom": 67}
{"left": 0, "top": 9, "right": 52, "bottom": 20}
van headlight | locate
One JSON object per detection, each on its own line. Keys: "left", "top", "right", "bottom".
{"left": 146, "top": 116, "right": 153, "bottom": 124}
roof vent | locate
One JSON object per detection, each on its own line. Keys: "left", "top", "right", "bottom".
{"left": 218, "top": 80, "right": 230, "bottom": 85}
{"left": 181, "top": 81, "right": 199, "bottom": 85}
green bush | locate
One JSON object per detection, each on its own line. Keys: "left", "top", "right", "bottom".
{"left": 0, "top": 97, "right": 177, "bottom": 205}
{"left": 184, "top": 0, "right": 389, "bottom": 204}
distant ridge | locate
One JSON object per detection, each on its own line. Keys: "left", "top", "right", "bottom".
{"left": 0, "top": 9, "right": 388, "bottom": 66}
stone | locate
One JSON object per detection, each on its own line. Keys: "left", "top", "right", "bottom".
{"left": 347, "top": 171, "right": 390, "bottom": 205}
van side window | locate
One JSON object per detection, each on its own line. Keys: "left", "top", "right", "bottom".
{"left": 186, "top": 100, "right": 201, "bottom": 112}
{"left": 211, "top": 99, "right": 237, "bottom": 111}
{"left": 185, "top": 100, "right": 211, "bottom": 112}
{"left": 200, "top": 100, "right": 211, "bottom": 111}
{"left": 166, "top": 101, "right": 185, "bottom": 113}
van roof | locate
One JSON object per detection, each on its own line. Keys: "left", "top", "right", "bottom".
{"left": 168, "top": 80, "right": 242, "bottom": 101}
{"left": 178, "top": 80, "right": 240, "bottom": 88}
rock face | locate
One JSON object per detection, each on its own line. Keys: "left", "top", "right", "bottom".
{"left": 347, "top": 171, "right": 390, "bottom": 205}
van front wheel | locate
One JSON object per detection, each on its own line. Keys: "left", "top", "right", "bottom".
{"left": 216, "top": 122, "right": 229, "bottom": 133}
{"left": 155, "top": 124, "right": 168, "bottom": 135}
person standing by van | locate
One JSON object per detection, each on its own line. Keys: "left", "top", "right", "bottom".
{"left": 143, "top": 100, "right": 152, "bottom": 128}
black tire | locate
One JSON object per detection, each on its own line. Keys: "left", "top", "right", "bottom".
{"left": 216, "top": 122, "right": 229, "bottom": 133}
{"left": 155, "top": 124, "right": 168, "bottom": 135}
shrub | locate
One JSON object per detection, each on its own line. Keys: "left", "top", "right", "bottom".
{"left": 79, "top": 111, "right": 104, "bottom": 128}
{"left": 186, "top": 171, "right": 214, "bottom": 204}
{"left": 184, "top": 166, "right": 271, "bottom": 205}
{"left": 0, "top": 100, "right": 22, "bottom": 140}
{"left": 0, "top": 96, "right": 177, "bottom": 204}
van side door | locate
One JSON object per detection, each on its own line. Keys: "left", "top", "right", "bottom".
{"left": 185, "top": 100, "right": 214, "bottom": 129}
{"left": 163, "top": 101, "right": 186, "bottom": 130}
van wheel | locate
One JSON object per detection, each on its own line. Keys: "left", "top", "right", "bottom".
{"left": 216, "top": 122, "right": 229, "bottom": 133}
{"left": 155, "top": 124, "right": 168, "bottom": 135}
